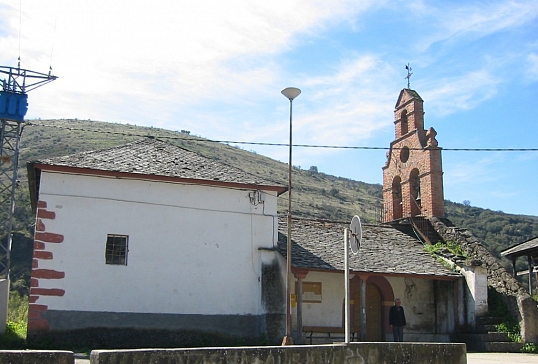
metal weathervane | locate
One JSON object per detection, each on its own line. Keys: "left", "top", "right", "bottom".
{"left": 405, "top": 63, "right": 413, "bottom": 89}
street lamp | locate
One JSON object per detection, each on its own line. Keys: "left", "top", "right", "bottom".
{"left": 281, "top": 87, "right": 301, "bottom": 345}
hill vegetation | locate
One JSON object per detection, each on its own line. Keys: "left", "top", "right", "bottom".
{"left": 3, "top": 118, "right": 538, "bottom": 296}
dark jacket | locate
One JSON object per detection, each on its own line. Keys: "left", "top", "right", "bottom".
{"left": 389, "top": 305, "right": 406, "bottom": 326}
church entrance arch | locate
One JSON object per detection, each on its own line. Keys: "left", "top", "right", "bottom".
{"left": 353, "top": 284, "right": 382, "bottom": 341}
{"left": 350, "top": 275, "right": 394, "bottom": 342}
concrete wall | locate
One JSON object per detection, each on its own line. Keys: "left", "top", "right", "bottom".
{"left": 0, "top": 279, "right": 8, "bottom": 334}
{"left": 0, "top": 350, "right": 73, "bottom": 364}
{"left": 90, "top": 343, "right": 467, "bottom": 364}
{"left": 29, "top": 171, "right": 284, "bottom": 345}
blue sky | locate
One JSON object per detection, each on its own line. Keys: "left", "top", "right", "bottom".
{"left": 1, "top": 0, "right": 537, "bottom": 216}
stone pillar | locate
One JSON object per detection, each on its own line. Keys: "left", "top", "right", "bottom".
{"left": 357, "top": 273, "right": 370, "bottom": 341}
{"left": 293, "top": 270, "right": 308, "bottom": 344}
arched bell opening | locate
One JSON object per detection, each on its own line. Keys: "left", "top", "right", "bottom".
{"left": 409, "top": 169, "right": 421, "bottom": 216}
{"left": 400, "top": 109, "right": 408, "bottom": 136}
{"left": 391, "top": 177, "right": 403, "bottom": 220}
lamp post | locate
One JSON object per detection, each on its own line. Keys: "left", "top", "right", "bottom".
{"left": 281, "top": 87, "right": 301, "bottom": 345}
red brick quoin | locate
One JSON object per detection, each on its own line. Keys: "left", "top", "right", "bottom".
{"left": 29, "top": 200, "right": 66, "bottom": 334}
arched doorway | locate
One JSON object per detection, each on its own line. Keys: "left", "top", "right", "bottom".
{"left": 353, "top": 284, "right": 383, "bottom": 341}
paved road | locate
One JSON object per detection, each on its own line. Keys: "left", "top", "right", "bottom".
{"left": 75, "top": 352, "right": 538, "bottom": 363}
{"left": 75, "top": 353, "right": 90, "bottom": 364}
{"left": 467, "top": 352, "right": 538, "bottom": 363}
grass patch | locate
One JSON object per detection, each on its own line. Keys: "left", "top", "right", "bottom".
{"left": 423, "top": 241, "right": 468, "bottom": 271}
{"left": 7, "top": 291, "right": 28, "bottom": 325}
{"left": 521, "top": 342, "right": 538, "bottom": 353}
{"left": 423, "top": 241, "right": 467, "bottom": 258}
{"left": 495, "top": 321, "right": 521, "bottom": 343}
{"left": 0, "top": 291, "right": 28, "bottom": 349}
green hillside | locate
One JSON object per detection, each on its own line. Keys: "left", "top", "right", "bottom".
{"left": 3, "top": 118, "right": 538, "bottom": 295}
{"left": 18, "top": 119, "right": 384, "bottom": 222}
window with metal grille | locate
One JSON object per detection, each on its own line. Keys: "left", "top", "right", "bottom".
{"left": 105, "top": 234, "right": 128, "bottom": 265}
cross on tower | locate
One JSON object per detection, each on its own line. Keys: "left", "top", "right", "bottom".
{"left": 405, "top": 63, "right": 412, "bottom": 89}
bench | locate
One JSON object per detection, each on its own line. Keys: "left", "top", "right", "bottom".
{"left": 302, "top": 326, "right": 359, "bottom": 344}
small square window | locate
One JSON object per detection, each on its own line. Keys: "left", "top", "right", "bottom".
{"left": 105, "top": 234, "right": 128, "bottom": 265}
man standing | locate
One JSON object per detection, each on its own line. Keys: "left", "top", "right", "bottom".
{"left": 389, "top": 298, "right": 406, "bottom": 342}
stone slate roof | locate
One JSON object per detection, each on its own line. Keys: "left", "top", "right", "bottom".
{"left": 501, "top": 236, "right": 538, "bottom": 258}
{"left": 278, "top": 219, "right": 460, "bottom": 277}
{"left": 32, "top": 138, "right": 285, "bottom": 190}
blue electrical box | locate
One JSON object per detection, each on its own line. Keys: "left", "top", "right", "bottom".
{"left": 0, "top": 91, "right": 28, "bottom": 122}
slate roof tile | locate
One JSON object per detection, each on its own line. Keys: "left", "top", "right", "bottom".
{"left": 278, "top": 219, "right": 460, "bottom": 277}
{"left": 33, "top": 138, "right": 283, "bottom": 188}
{"left": 500, "top": 236, "right": 538, "bottom": 257}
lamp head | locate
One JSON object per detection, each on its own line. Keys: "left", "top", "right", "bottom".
{"left": 281, "top": 87, "right": 301, "bottom": 101}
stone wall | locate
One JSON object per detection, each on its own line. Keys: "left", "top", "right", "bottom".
{"left": 430, "top": 216, "right": 538, "bottom": 343}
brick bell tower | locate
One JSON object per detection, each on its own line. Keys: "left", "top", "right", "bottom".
{"left": 382, "top": 89, "right": 444, "bottom": 222}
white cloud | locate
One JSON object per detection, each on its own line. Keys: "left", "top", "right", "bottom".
{"left": 1, "top": 0, "right": 535, "bottom": 217}
{"left": 444, "top": 154, "right": 501, "bottom": 185}
{"left": 421, "top": 69, "right": 500, "bottom": 117}
{"left": 184, "top": 54, "right": 401, "bottom": 165}
{"left": 298, "top": 56, "right": 396, "bottom": 137}
{"left": 413, "top": 1, "right": 538, "bottom": 50}
{"left": 0, "top": 0, "right": 382, "bottom": 123}
{"left": 222, "top": 55, "right": 398, "bottom": 152}
{"left": 526, "top": 53, "right": 538, "bottom": 82}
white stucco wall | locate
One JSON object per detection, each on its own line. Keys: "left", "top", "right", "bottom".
{"left": 386, "top": 276, "right": 435, "bottom": 330}
{"left": 292, "top": 274, "right": 442, "bottom": 335}
{"left": 293, "top": 274, "right": 438, "bottom": 331}
{"left": 35, "top": 171, "right": 280, "bottom": 316}
{"left": 292, "top": 271, "right": 345, "bottom": 328}
{"left": 460, "top": 265, "right": 488, "bottom": 318}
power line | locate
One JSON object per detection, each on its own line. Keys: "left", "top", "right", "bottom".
{"left": 26, "top": 122, "right": 538, "bottom": 152}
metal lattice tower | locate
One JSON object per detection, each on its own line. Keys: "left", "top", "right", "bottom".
{"left": 0, "top": 65, "right": 57, "bottom": 280}
{"left": 0, "top": 120, "right": 23, "bottom": 279}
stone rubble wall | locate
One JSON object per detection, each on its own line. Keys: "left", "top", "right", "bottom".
{"left": 430, "top": 216, "right": 538, "bottom": 344}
